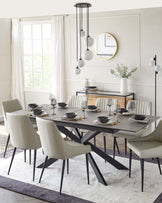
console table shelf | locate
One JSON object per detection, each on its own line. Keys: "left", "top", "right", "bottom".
{"left": 76, "top": 90, "right": 135, "bottom": 108}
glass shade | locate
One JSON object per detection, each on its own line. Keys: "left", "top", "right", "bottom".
{"left": 75, "top": 66, "right": 81, "bottom": 75}
{"left": 86, "top": 36, "right": 94, "bottom": 47}
{"left": 80, "top": 29, "right": 85, "bottom": 37}
{"left": 84, "top": 49, "right": 93, "bottom": 60}
{"left": 78, "top": 58, "right": 85, "bottom": 67}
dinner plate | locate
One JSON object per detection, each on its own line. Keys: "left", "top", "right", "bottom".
{"left": 129, "top": 117, "right": 150, "bottom": 124}
{"left": 86, "top": 107, "right": 101, "bottom": 112}
{"left": 94, "top": 120, "right": 113, "bottom": 125}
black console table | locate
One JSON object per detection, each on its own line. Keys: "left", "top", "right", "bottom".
{"left": 76, "top": 90, "right": 135, "bottom": 108}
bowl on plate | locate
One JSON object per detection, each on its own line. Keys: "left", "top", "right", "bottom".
{"left": 58, "top": 102, "right": 67, "bottom": 108}
{"left": 88, "top": 105, "right": 97, "bottom": 110}
{"left": 28, "top": 103, "right": 38, "bottom": 109}
{"left": 97, "top": 116, "right": 110, "bottom": 123}
{"left": 33, "top": 109, "right": 43, "bottom": 116}
{"left": 133, "top": 114, "right": 146, "bottom": 120}
{"left": 66, "top": 112, "right": 77, "bottom": 119}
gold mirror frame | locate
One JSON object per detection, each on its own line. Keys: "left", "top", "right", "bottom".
{"left": 94, "top": 33, "right": 118, "bottom": 60}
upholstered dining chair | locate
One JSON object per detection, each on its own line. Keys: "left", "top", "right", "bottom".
{"left": 67, "top": 95, "right": 87, "bottom": 108}
{"left": 128, "top": 120, "right": 162, "bottom": 192}
{"left": 6, "top": 113, "right": 41, "bottom": 181}
{"left": 1, "top": 99, "right": 22, "bottom": 157}
{"left": 95, "top": 98, "right": 119, "bottom": 157}
{"left": 36, "top": 117, "right": 91, "bottom": 194}
{"left": 112, "top": 100, "right": 152, "bottom": 158}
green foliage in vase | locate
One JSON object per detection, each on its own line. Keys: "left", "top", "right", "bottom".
{"left": 110, "top": 64, "right": 137, "bottom": 78}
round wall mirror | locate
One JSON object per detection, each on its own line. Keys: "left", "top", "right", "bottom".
{"left": 94, "top": 33, "right": 118, "bottom": 60}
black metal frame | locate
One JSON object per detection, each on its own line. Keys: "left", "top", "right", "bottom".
{"left": 76, "top": 90, "right": 135, "bottom": 109}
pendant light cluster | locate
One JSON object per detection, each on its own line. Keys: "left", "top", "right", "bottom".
{"left": 74, "top": 3, "right": 94, "bottom": 75}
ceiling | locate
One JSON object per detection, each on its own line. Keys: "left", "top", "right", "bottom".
{"left": 0, "top": 0, "right": 162, "bottom": 18}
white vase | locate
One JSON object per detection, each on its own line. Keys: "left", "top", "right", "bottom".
{"left": 120, "top": 78, "right": 128, "bottom": 94}
{"left": 84, "top": 78, "right": 90, "bottom": 87}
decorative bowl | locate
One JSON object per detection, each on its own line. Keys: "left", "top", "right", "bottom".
{"left": 88, "top": 105, "right": 97, "bottom": 110}
{"left": 133, "top": 114, "right": 146, "bottom": 120}
{"left": 97, "top": 116, "right": 110, "bottom": 123}
{"left": 58, "top": 102, "right": 67, "bottom": 108}
{"left": 33, "top": 109, "right": 43, "bottom": 116}
{"left": 28, "top": 103, "right": 38, "bottom": 109}
{"left": 66, "top": 112, "right": 77, "bottom": 119}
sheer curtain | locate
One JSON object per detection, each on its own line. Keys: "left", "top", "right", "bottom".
{"left": 51, "top": 16, "right": 65, "bottom": 102}
{"left": 11, "top": 19, "right": 25, "bottom": 108}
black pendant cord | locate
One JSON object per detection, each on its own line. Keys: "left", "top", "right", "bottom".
{"left": 86, "top": 6, "right": 89, "bottom": 50}
{"left": 79, "top": 7, "right": 82, "bottom": 59}
{"left": 154, "top": 54, "right": 157, "bottom": 127}
{"left": 76, "top": 7, "right": 78, "bottom": 62}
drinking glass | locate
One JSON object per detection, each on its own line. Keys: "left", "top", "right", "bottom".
{"left": 49, "top": 94, "right": 57, "bottom": 115}
{"left": 115, "top": 103, "right": 121, "bottom": 123}
{"left": 128, "top": 101, "right": 136, "bottom": 114}
{"left": 81, "top": 100, "right": 87, "bottom": 119}
{"left": 107, "top": 98, "right": 114, "bottom": 116}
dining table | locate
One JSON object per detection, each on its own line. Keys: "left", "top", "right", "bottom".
{"left": 17, "top": 105, "right": 160, "bottom": 186}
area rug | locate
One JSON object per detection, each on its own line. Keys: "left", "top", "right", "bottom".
{"left": 0, "top": 149, "right": 161, "bottom": 203}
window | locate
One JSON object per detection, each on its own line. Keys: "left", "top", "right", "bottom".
{"left": 22, "top": 22, "right": 52, "bottom": 91}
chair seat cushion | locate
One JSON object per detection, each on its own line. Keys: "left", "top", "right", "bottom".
{"left": 128, "top": 141, "right": 162, "bottom": 158}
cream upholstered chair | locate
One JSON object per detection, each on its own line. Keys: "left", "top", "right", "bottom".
{"left": 67, "top": 95, "right": 87, "bottom": 108}
{"left": 128, "top": 120, "right": 162, "bottom": 192}
{"left": 6, "top": 113, "right": 41, "bottom": 181}
{"left": 95, "top": 98, "right": 119, "bottom": 157}
{"left": 36, "top": 117, "right": 91, "bottom": 194}
{"left": 1, "top": 99, "right": 22, "bottom": 157}
{"left": 112, "top": 100, "right": 152, "bottom": 158}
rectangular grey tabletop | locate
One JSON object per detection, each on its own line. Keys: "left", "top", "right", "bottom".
{"left": 34, "top": 105, "right": 160, "bottom": 134}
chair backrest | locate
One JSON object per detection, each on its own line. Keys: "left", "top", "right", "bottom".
{"left": 7, "top": 113, "right": 41, "bottom": 150}
{"left": 36, "top": 117, "right": 67, "bottom": 159}
{"left": 1, "top": 99, "right": 22, "bottom": 127}
{"left": 127, "top": 100, "right": 152, "bottom": 115}
{"left": 67, "top": 95, "right": 87, "bottom": 108}
{"left": 96, "top": 97, "right": 118, "bottom": 111}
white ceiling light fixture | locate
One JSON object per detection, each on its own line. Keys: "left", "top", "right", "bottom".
{"left": 74, "top": 3, "right": 94, "bottom": 75}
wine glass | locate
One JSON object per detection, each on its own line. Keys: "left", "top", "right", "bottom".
{"left": 81, "top": 100, "right": 87, "bottom": 119}
{"left": 49, "top": 94, "right": 57, "bottom": 115}
{"left": 115, "top": 103, "right": 121, "bottom": 123}
{"left": 107, "top": 98, "right": 114, "bottom": 116}
{"left": 128, "top": 101, "right": 136, "bottom": 114}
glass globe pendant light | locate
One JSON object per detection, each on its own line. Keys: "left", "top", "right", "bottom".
{"left": 74, "top": 3, "right": 93, "bottom": 74}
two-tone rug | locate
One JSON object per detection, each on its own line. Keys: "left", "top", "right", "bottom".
{"left": 0, "top": 149, "right": 161, "bottom": 203}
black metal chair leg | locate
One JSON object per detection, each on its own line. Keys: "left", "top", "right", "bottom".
{"left": 39, "top": 156, "right": 48, "bottom": 183}
{"left": 33, "top": 150, "right": 37, "bottom": 182}
{"left": 129, "top": 149, "right": 132, "bottom": 178}
{"left": 24, "top": 150, "right": 26, "bottom": 162}
{"left": 8, "top": 147, "right": 17, "bottom": 175}
{"left": 115, "top": 138, "right": 120, "bottom": 154}
{"left": 60, "top": 160, "right": 65, "bottom": 195}
{"left": 113, "top": 137, "right": 116, "bottom": 159}
{"left": 125, "top": 138, "right": 127, "bottom": 155}
{"left": 103, "top": 135, "right": 106, "bottom": 163}
{"left": 94, "top": 137, "right": 96, "bottom": 146}
{"left": 67, "top": 159, "right": 69, "bottom": 174}
{"left": 3, "top": 134, "right": 10, "bottom": 157}
{"left": 157, "top": 158, "right": 162, "bottom": 175}
{"left": 86, "top": 154, "right": 90, "bottom": 184}
{"left": 29, "top": 149, "right": 31, "bottom": 164}
{"left": 140, "top": 159, "right": 144, "bottom": 192}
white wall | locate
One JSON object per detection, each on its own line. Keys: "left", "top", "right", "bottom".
{"left": 64, "top": 8, "right": 162, "bottom": 117}
{"left": 0, "top": 19, "right": 11, "bottom": 117}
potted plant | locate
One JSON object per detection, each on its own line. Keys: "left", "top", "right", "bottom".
{"left": 110, "top": 64, "right": 137, "bottom": 94}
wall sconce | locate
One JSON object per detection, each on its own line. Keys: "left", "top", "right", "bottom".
{"left": 74, "top": 3, "right": 94, "bottom": 75}
{"left": 149, "top": 55, "right": 161, "bottom": 126}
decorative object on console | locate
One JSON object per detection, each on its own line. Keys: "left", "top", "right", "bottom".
{"left": 74, "top": 3, "right": 94, "bottom": 75}
{"left": 149, "top": 55, "right": 161, "bottom": 127}
{"left": 110, "top": 64, "right": 137, "bottom": 94}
